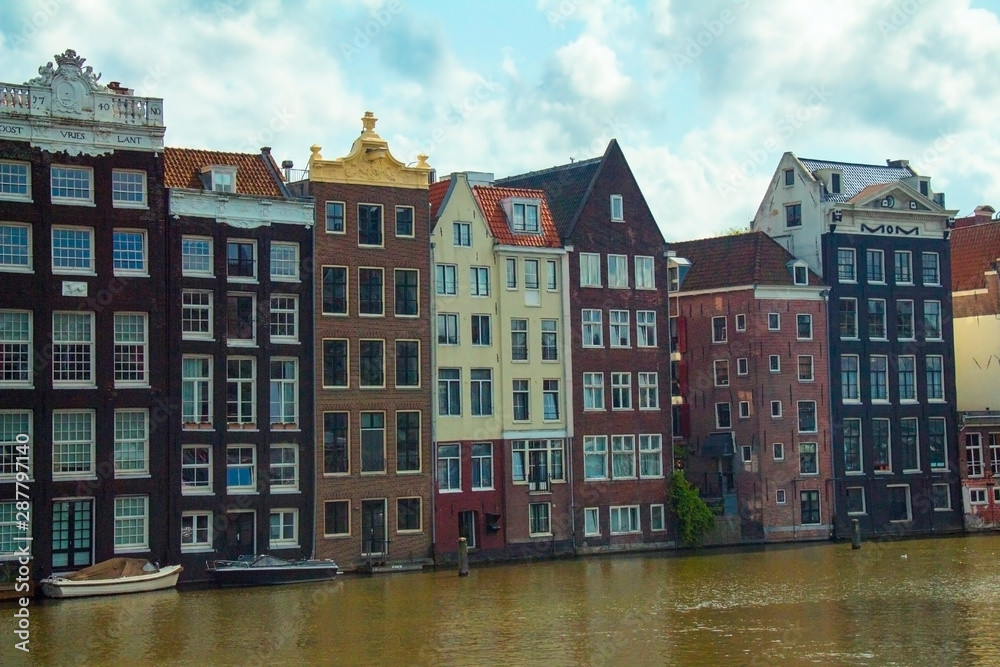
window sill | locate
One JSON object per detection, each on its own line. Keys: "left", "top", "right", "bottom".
{"left": 226, "top": 489, "right": 259, "bottom": 495}
{"left": 359, "top": 471, "right": 387, "bottom": 476}
{"left": 52, "top": 199, "right": 96, "bottom": 207}
{"left": 322, "top": 472, "right": 350, "bottom": 477}
{"left": 322, "top": 386, "right": 350, "bottom": 390}
{"left": 114, "top": 473, "right": 151, "bottom": 480}
{"left": 270, "top": 488, "right": 300, "bottom": 495}
{"left": 397, "top": 470, "right": 424, "bottom": 475}
{"left": 322, "top": 312, "right": 349, "bottom": 317}
{"left": 182, "top": 272, "right": 216, "bottom": 279}
{"left": 0, "top": 384, "right": 33, "bottom": 390}
{"left": 53, "top": 270, "right": 97, "bottom": 277}
{"left": 438, "top": 489, "right": 463, "bottom": 494}
{"left": 269, "top": 543, "right": 300, "bottom": 550}
{"left": 528, "top": 533, "right": 553, "bottom": 538}
{"left": 639, "top": 407, "right": 661, "bottom": 412}
{"left": 226, "top": 278, "right": 259, "bottom": 284}
{"left": 114, "top": 546, "right": 150, "bottom": 554}
{"left": 182, "top": 490, "right": 215, "bottom": 496}
{"left": 112, "top": 203, "right": 149, "bottom": 210}
{"left": 845, "top": 471, "right": 865, "bottom": 476}
{"left": 115, "top": 383, "right": 150, "bottom": 390}
{"left": 270, "top": 339, "right": 300, "bottom": 345}
{"left": 270, "top": 278, "right": 301, "bottom": 284}
{"left": 52, "top": 474, "right": 98, "bottom": 482}
{"left": 181, "top": 546, "right": 215, "bottom": 554}
{"left": 358, "top": 313, "right": 386, "bottom": 318}
{"left": 113, "top": 272, "right": 149, "bottom": 279}
{"left": 0, "top": 267, "right": 33, "bottom": 274}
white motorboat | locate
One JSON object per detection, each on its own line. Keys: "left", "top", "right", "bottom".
{"left": 40, "top": 558, "right": 183, "bottom": 598}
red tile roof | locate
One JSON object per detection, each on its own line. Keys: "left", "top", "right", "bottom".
{"left": 847, "top": 182, "right": 894, "bottom": 203}
{"left": 950, "top": 220, "right": 1000, "bottom": 291}
{"left": 164, "top": 147, "right": 284, "bottom": 197}
{"left": 669, "top": 231, "right": 822, "bottom": 292}
{"left": 472, "top": 185, "right": 561, "bottom": 248}
{"left": 429, "top": 179, "right": 450, "bottom": 222}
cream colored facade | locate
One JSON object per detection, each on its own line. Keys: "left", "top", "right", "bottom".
{"left": 954, "top": 314, "right": 1000, "bottom": 412}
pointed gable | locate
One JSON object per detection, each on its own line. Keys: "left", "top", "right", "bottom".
{"left": 496, "top": 156, "right": 601, "bottom": 238}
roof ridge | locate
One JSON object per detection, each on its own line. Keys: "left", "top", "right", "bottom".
{"left": 496, "top": 155, "right": 603, "bottom": 183}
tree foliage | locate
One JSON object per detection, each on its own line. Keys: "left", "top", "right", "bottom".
{"left": 669, "top": 471, "right": 715, "bottom": 547}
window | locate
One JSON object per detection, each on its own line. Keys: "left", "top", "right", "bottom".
{"left": 892, "top": 355, "right": 916, "bottom": 401}
{"left": 0, "top": 311, "right": 31, "bottom": 385}
{"left": 358, "top": 204, "right": 383, "bottom": 246}
{"left": 584, "top": 507, "right": 601, "bottom": 536}
{"left": 322, "top": 267, "right": 348, "bottom": 315}
{"left": 470, "top": 369, "right": 493, "bottom": 416}
{"left": 639, "top": 372, "right": 659, "bottom": 410}
{"left": 636, "top": 311, "right": 657, "bottom": 347}
{"left": 51, "top": 165, "right": 92, "bottom": 203}
{"left": 396, "top": 411, "right": 421, "bottom": 472}
{"left": 640, "top": 434, "right": 662, "bottom": 477}
{"left": 453, "top": 222, "right": 471, "bottom": 246}
{"left": 359, "top": 268, "right": 384, "bottom": 315}
{"left": 0, "top": 412, "right": 31, "bottom": 479}
{"left": 512, "top": 379, "right": 530, "bottom": 421}
{"left": 437, "top": 313, "right": 459, "bottom": 345}
{"left": 772, "top": 443, "right": 784, "bottom": 461}
{"left": 397, "top": 498, "right": 421, "bottom": 532}
{"left": 799, "top": 443, "right": 818, "bottom": 475}
{"left": 896, "top": 300, "right": 914, "bottom": 340}
{"left": 866, "top": 249, "right": 885, "bottom": 283}
{"left": 323, "top": 413, "right": 349, "bottom": 474}
{"left": 924, "top": 301, "right": 942, "bottom": 340}
{"left": 437, "top": 444, "right": 460, "bottom": 491}
{"left": 735, "top": 313, "right": 746, "bottom": 331}
{"left": 270, "top": 509, "right": 298, "bottom": 547}
{"left": 543, "top": 380, "right": 560, "bottom": 420}
{"left": 929, "top": 418, "right": 947, "bottom": 470}
{"left": 737, "top": 358, "right": 749, "bottom": 376}
{"left": 53, "top": 411, "right": 94, "bottom": 478}
{"left": 180, "top": 291, "right": 212, "bottom": 340}
{"left": 797, "top": 401, "right": 816, "bottom": 433}
{"left": 610, "top": 194, "right": 624, "bottom": 221}
{"left": 926, "top": 356, "right": 944, "bottom": 400}
{"left": 113, "top": 409, "right": 147, "bottom": 476}
{"left": 438, "top": 369, "right": 461, "bottom": 416}
{"left": 513, "top": 439, "right": 564, "bottom": 487}
{"left": 776, "top": 489, "right": 787, "bottom": 504}
{"left": 111, "top": 230, "right": 147, "bottom": 275}
{"left": 511, "top": 319, "right": 528, "bottom": 361}
{"left": 270, "top": 444, "right": 299, "bottom": 491}
{"left": 395, "top": 206, "right": 414, "bottom": 237}
{"left": 583, "top": 309, "right": 603, "bottom": 347}
{"left": 529, "top": 503, "right": 551, "bottom": 536}
{"left": 607, "top": 254, "right": 628, "bottom": 288}
{"left": 716, "top": 403, "right": 731, "bottom": 429}
{"left": 209, "top": 167, "right": 235, "bottom": 192}
{"left": 966, "top": 434, "right": 983, "bottom": 476}
{"left": 770, "top": 401, "right": 782, "bottom": 418}
{"left": 467, "top": 314, "right": 492, "bottom": 347}
{"left": 650, "top": 504, "right": 666, "bottom": 532}
{"left": 470, "top": 267, "right": 490, "bottom": 297}
{"left": 783, "top": 169, "right": 794, "bottom": 186}
{"left": 830, "top": 172, "right": 841, "bottom": 193}
{"left": 870, "top": 355, "right": 888, "bottom": 402}
{"left": 839, "top": 298, "right": 858, "bottom": 338}
{"left": 270, "top": 242, "right": 299, "bottom": 281}
{"left": 741, "top": 445, "right": 752, "bottom": 463}
{"left": 635, "top": 256, "right": 654, "bottom": 289}
{"left": 186, "top": 450, "right": 228, "bottom": 497}
{"left": 837, "top": 248, "right": 856, "bottom": 282}
{"left": 800, "top": 490, "right": 820, "bottom": 525}
{"left": 523, "top": 259, "right": 540, "bottom": 291}
{"left": 226, "top": 358, "right": 256, "bottom": 426}
{"left": 114, "top": 496, "right": 148, "bottom": 552}
{"left": 322, "top": 339, "right": 348, "bottom": 388}
{"left": 512, "top": 202, "right": 540, "bottom": 232}
{"left": 611, "top": 373, "right": 632, "bottom": 410}
{"left": 970, "top": 489, "right": 988, "bottom": 505}
{"left": 226, "top": 240, "right": 256, "bottom": 280}
{"left": 846, "top": 487, "right": 866, "bottom": 515}
{"left": 899, "top": 418, "right": 919, "bottom": 472}
{"left": 712, "top": 316, "right": 727, "bottom": 343}
{"left": 611, "top": 435, "right": 636, "bottom": 479}
{"left": 583, "top": 372, "right": 605, "bottom": 410}
{"left": 393, "top": 269, "right": 419, "bottom": 317}
{"left": 610, "top": 310, "right": 630, "bottom": 347}
{"left": 738, "top": 401, "right": 750, "bottom": 418}
{"left": 713, "top": 360, "right": 729, "bottom": 387}
{"left": 796, "top": 314, "right": 812, "bottom": 339}
{"left": 226, "top": 445, "right": 257, "bottom": 493}
{"left": 113, "top": 313, "right": 148, "bottom": 387}
{"left": 793, "top": 265, "right": 808, "bottom": 285}
{"left": 52, "top": 312, "right": 94, "bottom": 386}
{"left": 181, "top": 512, "right": 212, "bottom": 551}
{"left": 769, "top": 355, "right": 781, "bottom": 373}
{"left": 506, "top": 257, "right": 517, "bottom": 289}
{"left": 921, "top": 252, "right": 940, "bottom": 285}
{"left": 182, "top": 356, "right": 212, "bottom": 424}
{"left": 325, "top": 201, "right": 345, "bottom": 233}
{"left": 270, "top": 359, "right": 298, "bottom": 425}
{"left": 0, "top": 160, "right": 30, "bottom": 201}
{"left": 584, "top": 436, "right": 607, "bottom": 479}
{"left": 472, "top": 443, "right": 493, "bottom": 490}
{"left": 872, "top": 419, "right": 891, "bottom": 472}
{"left": 0, "top": 223, "right": 31, "bottom": 271}
{"left": 395, "top": 340, "right": 420, "bottom": 388}
{"left": 51, "top": 226, "right": 94, "bottom": 273}
{"left": 894, "top": 251, "right": 912, "bottom": 284}
{"left": 541, "top": 320, "right": 558, "bottom": 360}
{"left": 436, "top": 264, "right": 457, "bottom": 295}
{"left": 181, "top": 236, "right": 213, "bottom": 276}
{"left": 798, "top": 355, "right": 814, "bottom": 382}
{"left": 359, "top": 340, "right": 384, "bottom": 388}
{"left": 546, "top": 260, "right": 558, "bottom": 290}
{"left": 610, "top": 506, "right": 640, "bottom": 534}
{"left": 768, "top": 313, "right": 780, "bottom": 331}
{"left": 360, "top": 412, "right": 385, "bottom": 472}
{"left": 785, "top": 203, "right": 802, "bottom": 228}
{"left": 844, "top": 419, "right": 862, "bottom": 473}
{"left": 887, "top": 485, "right": 912, "bottom": 522}
{"left": 580, "top": 253, "right": 601, "bottom": 287}
{"left": 226, "top": 294, "right": 256, "bottom": 345}
{"left": 269, "top": 295, "right": 298, "bottom": 342}
{"left": 868, "top": 299, "right": 886, "bottom": 339}
{"left": 324, "top": 500, "right": 350, "bottom": 536}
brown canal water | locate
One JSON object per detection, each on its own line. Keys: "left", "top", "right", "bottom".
{"left": 3, "top": 534, "right": 999, "bottom": 666}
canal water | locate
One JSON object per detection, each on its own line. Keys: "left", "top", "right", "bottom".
{"left": 3, "top": 534, "right": 999, "bottom": 665}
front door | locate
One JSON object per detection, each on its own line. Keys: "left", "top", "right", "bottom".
{"left": 458, "top": 511, "right": 477, "bottom": 549}
{"left": 361, "top": 499, "right": 386, "bottom": 557}
{"left": 51, "top": 500, "right": 92, "bottom": 570}
{"left": 223, "top": 511, "right": 256, "bottom": 560}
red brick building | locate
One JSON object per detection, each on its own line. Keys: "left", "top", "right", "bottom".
{"left": 670, "top": 232, "right": 833, "bottom": 541}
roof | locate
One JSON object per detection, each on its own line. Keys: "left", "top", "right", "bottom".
{"left": 471, "top": 185, "right": 561, "bottom": 248}
{"left": 669, "top": 231, "right": 821, "bottom": 292}
{"left": 950, "top": 220, "right": 1000, "bottom": 292}
{"left": 848, "top": 182, "right": 897, "bottom": 204}
{"left": 429, "top": 179, "right": 451, "bottom": 222}
{"left": 495, "top": 156, "right": 602, "bottom": 237}
{"left": 164, "top": 147, "right": 285, "bottom": 197}
{"left": 798, "top": 158, "right": 915, "bottom": 202}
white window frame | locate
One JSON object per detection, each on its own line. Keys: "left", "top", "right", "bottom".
{"left": 112, "top": 228, "right": 148, "bottom": 276}
{"left": 471, "top": 443, "right": 494, "bottom": 491}
{"left": 437, "top": 443, "right": 461, "bottom": 492}
{"left": 113, "top": 495, "right": 149, "bottom": 553}
{"left": 712, "top": 316, "right": 727, "bottom": 343}
{"left": 50, "top": 165, "right": 94, "bottom": 204}
{"left": 638, "top": 372, "right": 659, "bottom": 410}
{"left": 611, "top": 435, "right": 636, "bottom": 479}
{"left": 579, "top": 253, "right": 601, "bottom": 287}
{"left": 846, "top": 486, "right": 866, "bottom": 515}
{"left": 51, "top": 226, "right": 95, "bottom": 275}
{"left": 113, "top": 312, "right": 149, "bottom": 388}
{"left": 270, "top": 358, "right": 299, "bottom": 426}
{"left": 583, "top": 372, "right": 605, "bottom": 411}
{"left": 798, "top": 355, "right": 814, "bottom": 382}
{"left": 772, "top": 443, "right": 784, "bottom": 461}
{"left": 270, "top": 242, "right": 300, "bottom": 282}
{"left": 52, "top": 311, "right": 95, "bottom": 388}
{"left": 0, "top": 411, "right": 32, "bottom": 482}
{"left": 796, "top": 314, "right": 812, "bottom": 340}
{"left": 226, "top": 293, "right": 257, "bottom": 346}
{"left": 837, "top": 248, "right": 857, "bottom": 283}
{"left": 769, "top": 355, "right": 781, "bottom": 373}
{"left": 227, "top": 444, "right": 257, "bottom": 493}
{"left": 528, "top": 502, "right": 551, "bottom": 536}
{"left": 611, "top": 372, "right": 632, "bottom": 410}
{"left": 583, "top": 436, "right": 608, "bottom": 480}
{"left": 639, "top": 434, "right": 663, "bottom": 478}
{"left": 609, "top": 310, "right": 630, "bottom": 348}
{"left": 716, "top": 402, "right": 731, "bottom": 429}
{"left": 767, "top": 312, "right": 780, "bottom": 331}
{"left": 181, "top": 511, "right": 213, "bottom": 553}
{"left": 609, "top": 505, "right": 640, "bottom": 535}
{"left": 776, "top": 489, "right": 787, "bottom": 504}
{"left": 269, "top": 294, "right": 299, "bottom": 343}
{"left": 0, "top": 222, "right": 32, "bottom": 273}
{"left": 181, "top": 445, "right": 213, "bottom": 495}
{"left": 182, "top": 355, "right": 213, "bottom": 426}
{"left": 226, "top": 239, "right": 258, "bottom": 282}
{"left": 269, "top": 509, "right": 299, "bottom": 548}
{"left": 208, "top": 166, "right": 237, "bottom": 193}
{"left": 395, "top": 205, "right": 415, "bottom": 238}
{"left": 637, "top": 311, "right": 657, "bottom": 347}
{"left": 770, "top": 400, "right": 782, "bottom": 418}
{"left": 610, "top": 194, "right": 624, "bottom": 221}
{"left": 922, "top": 252, "right": 941, "bottom": 286}
{"left": 113, "top": 409, "right": 149, "bottom": 477}
{"left": 735, "top": 313, "right": 746, "bottom": 332}
{"left": 111, "top": 169, "right": 147, "bottom": 208}
{"left": 582, "top": 309, "right": 603, "bottom": 347}
{"left": 607, "top": 254, "right": 629, "bottom": 288}
{"left": 926, "top": 355, "right": 945, "bottom": 401}
{"left": 713, "top": 360, "right": 729, "bottom": 387}
{"left": 0, "top": 160, "right": 31, "bottom": 202}
{"left": 584, "top": 507, "right": 601, "bottom": 536}
{"left": 635, "top": 256, "right": 654, "bottom": 289}
{"left": 887, "top": 484, "right": 913, "bottom": 522}
{"left": 226, "top": 357, "right": 256, "bottom": 426}
{"left": 737, "top": 357, "right": 748, "bottom": 376}
{"left": 0, "top": 310, "right": 32, "bottom": 387}
{"left": 181, "top": 235, "right": 214, "bottom": 277}
{"left": 739, "top": 401, "right": 750, "bottom": 419}
{"left": 866, "top": 248, "right": 886, "bottom": 283}
{"left": 269, "top": 444, "right": 299, "bottom": 493}
{"left": 924, "top": 300, "right": 943, "bottom": 341}
{"left": 650, "top": 504, "right": 666, "bottom": 532}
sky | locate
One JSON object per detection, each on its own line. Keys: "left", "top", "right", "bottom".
{"left": 0, "top": 0, "right": 998, "bottom": 241}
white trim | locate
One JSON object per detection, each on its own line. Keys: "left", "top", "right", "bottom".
{"left": 952, "top": 288, "right": 989, "bottom": 297}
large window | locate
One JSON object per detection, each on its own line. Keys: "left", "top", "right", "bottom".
{"left": 358, "top": 268, "right": 384, "bottom": 315}
{"left": 0, "top": 223, "right": 31, "bottom": 271}
{"left": 799, "top": 443, "right": 818, "bottom": 475}
{"left": 181, "top": 291, "right": 212, "bottom": 340}
{"left": 112, "top": 230, "right": 146, "bottom": 275}
{"left": 873, "top": 419, "right": 891, "bottom": 472}
{"left": 114, "top": 313, "right": 148, "bottom": 387}
{"left": 181, "top": 512, "right": 212, "bottom": 552}
{"left": 437, "top": 313, "right": 459, "bottom": 345}
{"left": 584, "top": 436, "right": 607, "bottom": 480}
{"left": 713, "top": 360, "right": 729, "bottom": 387}
{"left": 524, "top": 259, "right": 540, "bottom": 290}
{"left": 887, "top": 485, "right": 911, "bottom": 522}
{"left": 582, "top": 309, "right": 603, "bottom": 347}
{"left": 322, "top": 267, "right": 348, "bottom": 315}
{"left": 269, "top": 444, "right": 299, "bottom": 491}
{"left": 800, "top": 491, "right": 820, "bottom": 525}
{"left": 470, "top": 314, "right": 492, "bottom": 347}
{"left": 638, "top": 372, "right": 659, "bottom": 410}
{"left": 323, "top": 413, "right": 349, "bottom": 474}
{"left": 395, "top": 206, "right": 414, "bottom": 237}
{"left": 929, "top": 418, "right": 947, "bottom": 470}
{"left": 543, "top": 380, "right": 560, "bottom": 420}
{"left": 839, "top": 298, "right": 858, "bottom": 338}
{"left": 0, "top": 311, "right": 31, "bottom": 385}
{"left": 716, "top": 403, "right": 732, "bottom": 429}
{"left": 53, "top": 312, "right": 94, "bottom": 387}
{"left": 226, "top": 357, "right": 256, "bottom": 426}
{"left": 51, "top": 166, "right": 92, "bottom": 203}
{"left": 610, "top": 436, "right": 636, "bottom": 479}
{"left": 866, "top": 249, "right": 885, "bottom": 283}
{"left": 639, "top": 434, "right": 663, "bottom": 477}
{"left": 394, "top": 269, "right": 418, "bottom": 316}
{"left": 924, "top": 301, "right": 942, "bottom": 340}
{"left": 114, "top": 496, "right": 148, "bottom": 552}
{"left": 325, "top": 201, "right": 345, "bottom": 233}
{"left": 900, "top": 418, "right": 919, "bottom": 471}
{"left": 897, "top": 300, "right": 914, "bottom": 339}
{"left": 52, "top": 226, "right": 94, "bottom": 273}
{"left": 840, "top": 355, "right": 859, "bottom": 401}
{"left": 226, "top": 294, "right": 256, "bottom": 344}
{"left": 511, "top": 319, "right": 528, "bottom": 361}
{"left": 52, "top": 410, "right": 94, "bottom": 478}
{"left": 360, "top": 412, "right": 385, "bottom": 473}
{"left": 397, "top": 498, "right": 421, "bottom": 532}
{"left": 926, "top": 356, "right": 944, "bottom": 400}
{"left": 798, "top": 355, "right": 814, "bottom": 382}
{"left": 453, "top": 222, "right": 471, "bottom": 247}
{"left": 470, "top": 369, "right": 493, "bottom": 417}
{"left": 844, "top": 419, "right": 862, "bottom": 473}
{"left": 359, "top": 340, "right": 384, "bottom": 387}
{"left": 796, "top": 314, "right": 812, "bottom": 339}
{"left": 712, "top": 316, "right": 727, "bottom": 343}
{"left": 0, "top": 411, "right": 31, "bottom": 480}
{"left": 846, "top": 487, "right": 866, "bottom": 515}
{"left": 438, "top": 369, "right": 461, "bottom": 416}
{"left": 181, "top": 445, "right": 212, "bottom": 493}
{"left": 469, "top": 267, "right": 490, "bottom": 297}
{"left": 611, "top": 373, "right": 632, "bottom": 410}
{"left": 785, "top": 203, "right": 801, "bottom": 227}
{"left": 868, "top": 299, "right": 886, "bottom": 339}
{"left": 607, "top": 254, "right": 629, "bottom": 288}
{"left": 114, "top": 410, "right": 148, "bottom": 476}
{"left": 797, "top": 401, "right": 816, "bottom": 433}
{"left": 437, "top": 444, "right": 460, "bottom": 491}
{"left": 583, "top": 372, "right": 604, "bottom": 410}
{"left": 637, "top": 311, "right": 656, "bottom": 347}
{"left": 894, "top": 250, "right": 912, "bottom": 284}
{"left": 396, "top": 411, "right": 421, "bottom": 472}
{"left": 472, "top": 443, "right": 493, "bottom": 490}
{"left": 921, "top": 252, "right": 940, "bottom": 285}
{"left": 529, "top": 503, "right": 551, "bottom": 536}
{"left": 269, "top": 509, "right": 298, "bottom": 548}
{"left": 506, "top": 257, "right": 517, "bottom": 289}
{"left": 541, "top": 320, "right": 558, "bottom": 361}
{"left": 512, "top": 202, "right": 540, "bottom": 232}
{"left": 270, "top": 242, "right": 299, "bottom": 281}
{"left": 182, "top": 356, "right": 212, "bottom": 424}
{"left": 635, "top": 256, "right": 654, "bottom": 289}
{"left": 436, "top": 264, "right": 457, "bottom": 296}
{"left": 511, "top": 440, "right": 564, "bottom": 488}
{"left": 837, "top": 248, "right": 856, "bottom": 282}
{"left": 609, "top": 310, "right": 630, "bottom": 348}
{"left": 512, "top": 380, "right": 530, "bottom": 421}
{"left": 324, "top": 501, "right": 350, "bottom": 536}
{"left": 182, "top": 236, "right": 213, "bottom": 276}
{"left": 610, "top": 506, "right": 640, "bottom": 534}
{"left": 0, "top": 160, "right": 30, "bottom": 201}
{"left": 226, "top": 240, "right": 256, "bottom": 280}
{"left": 322, "top": 339, "right": 348, "bottom": 388}
{"left": 270, "top": 359, "right": 298, "bottom": 425}
{"left": 395, "top": 340, "right": 420, "bottom": 387}
{"left": 580, "top": 253, "right": 601, "bottom": 287}
{"left": 870, "top": 355, "right": 888, "bottom": 402}
{"left": 358, "top": 204, "right": 383, "bottom": 246}
{"left": 269, "top": 295, "right": 298, "bottom": 342}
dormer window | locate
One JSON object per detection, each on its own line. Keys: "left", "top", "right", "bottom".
{"left": 919, "top": 180, "right": 929, "bottom": 197}
{"left": 610, "top": 194, "right": 624, "bottom": 222}
{"left": 788, "top": 260, "right": 808, "bottom": 286}
{"left": 830, "top": 172, "right": 841, "bottom": 194}
{"left": 504, "top": 198, "right": 541, "bottom": 233}
{"left": 203, "top": 166, "right": 237, "bottom": 193}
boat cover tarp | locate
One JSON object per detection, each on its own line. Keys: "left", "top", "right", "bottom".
{"left": 64, "top": 558, "right": 157, "bottom": 581}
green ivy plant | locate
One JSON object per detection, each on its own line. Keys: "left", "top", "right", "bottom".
{"left": 669, "top": 470, "right": 716, "bottom": 547}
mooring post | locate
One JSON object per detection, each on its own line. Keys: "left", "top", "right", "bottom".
{"left": 851, "top": 518, "right": 861, "bottom": 550}
{"left": 458, "top": 537, "right": 469, "bottom": 576}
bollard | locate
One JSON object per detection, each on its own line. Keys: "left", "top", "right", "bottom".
{"left": 851, "top": 518, "right": 861, "bottom": 550}
{"left": 458, "top": 537, "right": 469, "bottom": 576}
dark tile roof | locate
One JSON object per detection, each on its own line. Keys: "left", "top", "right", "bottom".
{"left": 670, "top": 231, "right": 821, "bottom": 292}
{"left": 799, "top": 158, "right": 915, "bottom": 202}
{"left": 472, "top": 185, "right": 561, "bottom": 248}
{"left": 164, "top": 147, "right": 284, "bottom": 197}
{"left": 429, "top": 179, "right": 451, "bottom": 222}
{"left": 495, "top": 156, "right": 602, "bottom": 237}
{"left": 950, "top": 220, "right": 1000, "bottom": 292}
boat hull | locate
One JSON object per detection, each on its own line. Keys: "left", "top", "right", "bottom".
{"left": 40, "top": 564, "right": 183, "bottom": 598}
{"left": 208, "top": 564, "right": 339, "bottom": 587}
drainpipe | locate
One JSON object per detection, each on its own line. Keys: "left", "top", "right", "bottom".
{"left": 429, "top": 233, "right": 438, "bottom": 556}
{"left": 562, "top": 246, "right": 576, "bottom": 547}
{"left": 821, "top": 286, "right": 837, "bottom": 536}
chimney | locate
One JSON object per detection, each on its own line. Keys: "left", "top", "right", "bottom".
{"left": 886, "top": 159, "right": 910, "bottom": 168}
{"left": 281, "top": 160, "right": 294, "bottom": 182}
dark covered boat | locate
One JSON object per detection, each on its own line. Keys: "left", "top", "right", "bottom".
{"left": 206, "top": 554, "right": 339, "bottom": 587}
